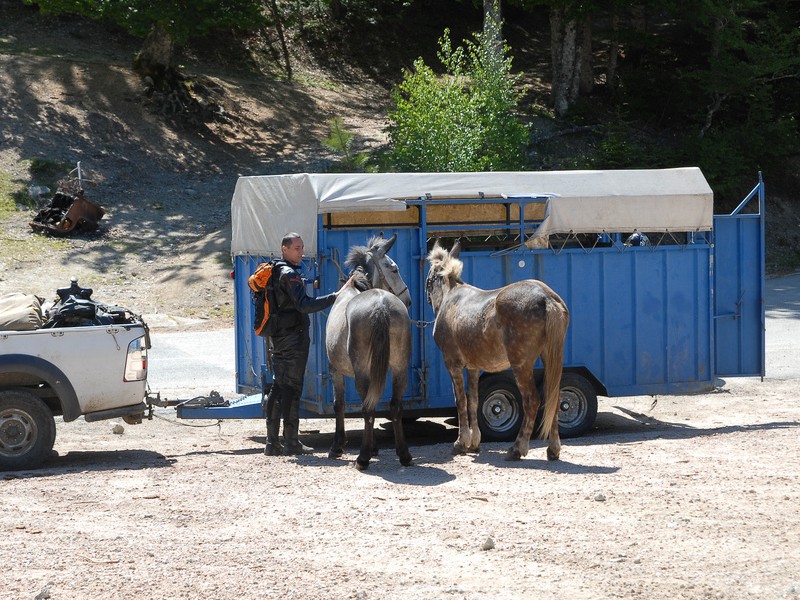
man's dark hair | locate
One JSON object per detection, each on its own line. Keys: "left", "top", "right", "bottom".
{"left": 282, "top": 232, "right": 301, "bottom": 247}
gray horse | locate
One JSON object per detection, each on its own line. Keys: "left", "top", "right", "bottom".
{"left": 425, "top": 240, "right": 570, "bottom": 461}
{"left": 325, "top": 233, "right": 413, "bottom": 470}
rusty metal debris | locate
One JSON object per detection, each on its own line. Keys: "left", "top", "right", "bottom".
{"left": 30, "top": 190, "right": 105, "bottom": 236}
{"left": 29, "top": 162, "right": 105, "bottom": 236}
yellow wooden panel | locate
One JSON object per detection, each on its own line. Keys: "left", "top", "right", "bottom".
{"left": 325, "top": 201, "right": 545, "bottom": 228}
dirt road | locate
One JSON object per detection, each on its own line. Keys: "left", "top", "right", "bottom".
{"left": 2, "top": 376, "right": 799, "bottom": 600}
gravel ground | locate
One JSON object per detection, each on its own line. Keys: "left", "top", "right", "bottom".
{"left": 2, "top": 377, "right": 800, "bottom": 600}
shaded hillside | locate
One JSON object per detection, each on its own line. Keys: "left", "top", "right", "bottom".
{"left": 0, "top": 2, "right": 394, "bottom": 323}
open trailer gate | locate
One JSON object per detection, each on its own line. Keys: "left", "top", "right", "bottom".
{"left": 712, "top": 175, "right": 766, "bottom": 378}
{"left": 179, "top": 169, "right": 765, "bottom": 439}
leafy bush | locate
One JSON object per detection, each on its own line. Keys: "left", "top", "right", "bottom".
{"left": 387, "top": 20, "right": 528, "bottom": 172}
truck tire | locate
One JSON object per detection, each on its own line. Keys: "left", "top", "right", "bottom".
{"left": 0, "top": 389, "right": 56, "bottom": 471}
{"left": 557, "top": 372, "right": 598, "bottom": 438}
{"left": 477, "top": 373, "right": 522, "bottom": 442}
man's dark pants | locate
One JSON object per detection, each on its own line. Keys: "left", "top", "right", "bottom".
{"left": 264, "top": 327, "right": 310, "bottom": 454}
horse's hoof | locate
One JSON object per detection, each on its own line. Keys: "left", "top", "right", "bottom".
{"left": 354, "top": 459, "right": 370, "bottom": 471}
{"left": 546, "top": 448, "right": 560, "bottom": 461}
{"left": 452, "top": 441, "right": 467, "bottom": 455}
{"left": 504, "top": 448, "right": 522, "bottom": 461}
{"left": 328, "top": 449, "right": 343, "bottom": 459}
{"left": 400, "top": 454, "right": 413, "bottom": 467}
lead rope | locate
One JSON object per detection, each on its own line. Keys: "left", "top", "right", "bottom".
{"left": 329, "top": 250, "right": 349, "bottom": 286}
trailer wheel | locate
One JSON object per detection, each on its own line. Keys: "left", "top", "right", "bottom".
{"left": 557, "top": 373, "right": 598, "bottom": 438}
{"left": 0, "top": 389, "right": 56, "bottom": 471}
{"left": 477, "top": 373, "right": 522, "bottom": 442}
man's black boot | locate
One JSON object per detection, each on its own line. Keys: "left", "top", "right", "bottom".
{"left": 282, "top": 394, "right": 313, "bottom": 454}
{"left": 282, "top": 419, "right": 314, "bottom": 454}
{"left": 264, "top": 387, "right": 284, "bottom": 456}
{"left": 264, "top": 419, "right": 283, "bottom": 456}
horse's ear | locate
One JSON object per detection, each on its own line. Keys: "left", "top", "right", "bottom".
{"left": 450, "top": 240, "right": 461, "bottom": 259}
{"left": 383, "top": 232, "right": 398, "bottom": 252}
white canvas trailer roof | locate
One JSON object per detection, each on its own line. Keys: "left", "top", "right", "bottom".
{"left": 231, "top": 168, "right": 713, "bottom": 258}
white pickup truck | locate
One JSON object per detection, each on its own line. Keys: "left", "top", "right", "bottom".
{"left": 0, "top": 280, "right": 151, "bottom": 471}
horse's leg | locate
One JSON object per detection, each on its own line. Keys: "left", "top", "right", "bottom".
{"left": 447, "top": 365, "right": 470, "bottom": 455}
{"left": 537, "top": 302, "right": 568, "bottom": 461}
{"left": 389, "top": 368, "right": 412, "bottom": 466}
{"left": 541, "top": 348, "right": 564, "bottom": 462}
{"left": 353, "top": 372, "right": 375, "bottom": 470}
{"left": 506, "top": 364, "right": 539, "bottom": 461}
{"left": 356, "top": 410, "right": 376, "bottom": 470}
{"left": 545, "top": 397, "right": 562, "bottom": 462}
{"left": 328, "top": 372, "right": 347, "bottom": 459}
{"left": 465, "top": 368, "right": 481, "bottom": 453}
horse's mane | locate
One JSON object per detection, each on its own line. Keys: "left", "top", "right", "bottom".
{"left": 346, "top": 235, "right": 398, "bottom": 292}
{"left": 427, "top": 244, "right": 463, "bottom": 281}
{"left": 350, "top": 267, "right": 371, "bottom": 292}
{"left": 345, "top": 244, "right": 369, "bottom": 270}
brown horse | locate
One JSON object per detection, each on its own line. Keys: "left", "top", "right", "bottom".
{"left": 425, "top": 240, "right": 570, "bottom": 461}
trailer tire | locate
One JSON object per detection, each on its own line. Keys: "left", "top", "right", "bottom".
{"left": 0, "top": 389, "right": 56, "bottom": 471}
{"left": 478, "top": 373, "right": 523, "bottom": 442}
{"left": 557, "top": 373, "right": 598, "bottom": 438}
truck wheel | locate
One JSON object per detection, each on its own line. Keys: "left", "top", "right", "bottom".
{"left": 0, "top": 389, "right": 56, "bottom": 471}
{"left": 477, "top": 373, "right": 522, "bottom": 442}
{"left": 557, "top": 373, "right": 598, "bottom": 438}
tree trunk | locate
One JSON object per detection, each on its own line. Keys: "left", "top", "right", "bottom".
{"left": 606, "top": 11, "right": 620, "bottom": 94}
{"left": 133, "top": 23, "right": 178, "bottom": 89}
{"left": 268, "top": 0, "right": 293, "bottom": 80}
{"left": 550, "top": 6, "right": 591, "bottom": 117}
{"left": 550, "top": 8, "right": 575, "bottom": 117}
{"left": 578, "top": 18, "right": 593, "bottom": 95}
{"left": 483, "top": 0, "right": 503, "bottom": 44}
{"left": 627, "top": 4, "right": 647, "bottom": 67}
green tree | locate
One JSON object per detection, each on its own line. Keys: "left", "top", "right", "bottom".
{"left": 387, "top": 19, "right": 528, "bottom": 172}
{"left": 608, "top": 0, "right": 800, "bottom": 198}
{"left": 322, "top": 117, "right": 372, "bottom": 172}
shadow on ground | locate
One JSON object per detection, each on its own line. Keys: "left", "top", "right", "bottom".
{"left": 1, "top": 449, "right": 172, "bottom": 479}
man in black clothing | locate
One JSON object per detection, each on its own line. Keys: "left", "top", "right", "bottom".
{"left": 264, "top": 232, "right": 353, "bottom": 456}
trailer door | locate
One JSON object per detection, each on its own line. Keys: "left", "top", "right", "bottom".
{"left": 713, "top": 180, "right": 765, "bottom": 377}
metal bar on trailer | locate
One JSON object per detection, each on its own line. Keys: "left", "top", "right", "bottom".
{"left": 417, "top": 198, "right": 430, "bottom": 401}
{"left": 730, "top": 171, "right": 763, "bottom": 216}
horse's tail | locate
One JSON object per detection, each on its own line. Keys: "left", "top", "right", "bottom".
{"left": 537, "top": 296, "right": 570, "bottom": 440}
{"left": 363, "top": 304, "right": 391, "bottom": 413}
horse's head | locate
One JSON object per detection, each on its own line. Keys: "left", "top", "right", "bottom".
{"left": 425, "top": 239, "right": 463, "bottom": 312}
{"left": 346, "top": 233, "right": 412, "bottom": 308}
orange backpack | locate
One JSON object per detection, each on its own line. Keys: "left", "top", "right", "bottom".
{"left": 248, "top": 261, "right": 277, "bottom": 336}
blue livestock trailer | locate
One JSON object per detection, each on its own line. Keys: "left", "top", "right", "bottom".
{"left": 178, "top": 168, "right": 765, "bottom": 439}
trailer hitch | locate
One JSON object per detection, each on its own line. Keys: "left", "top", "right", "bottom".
{"left": 144, "top": 390, "right": 228, "bottom": 420}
